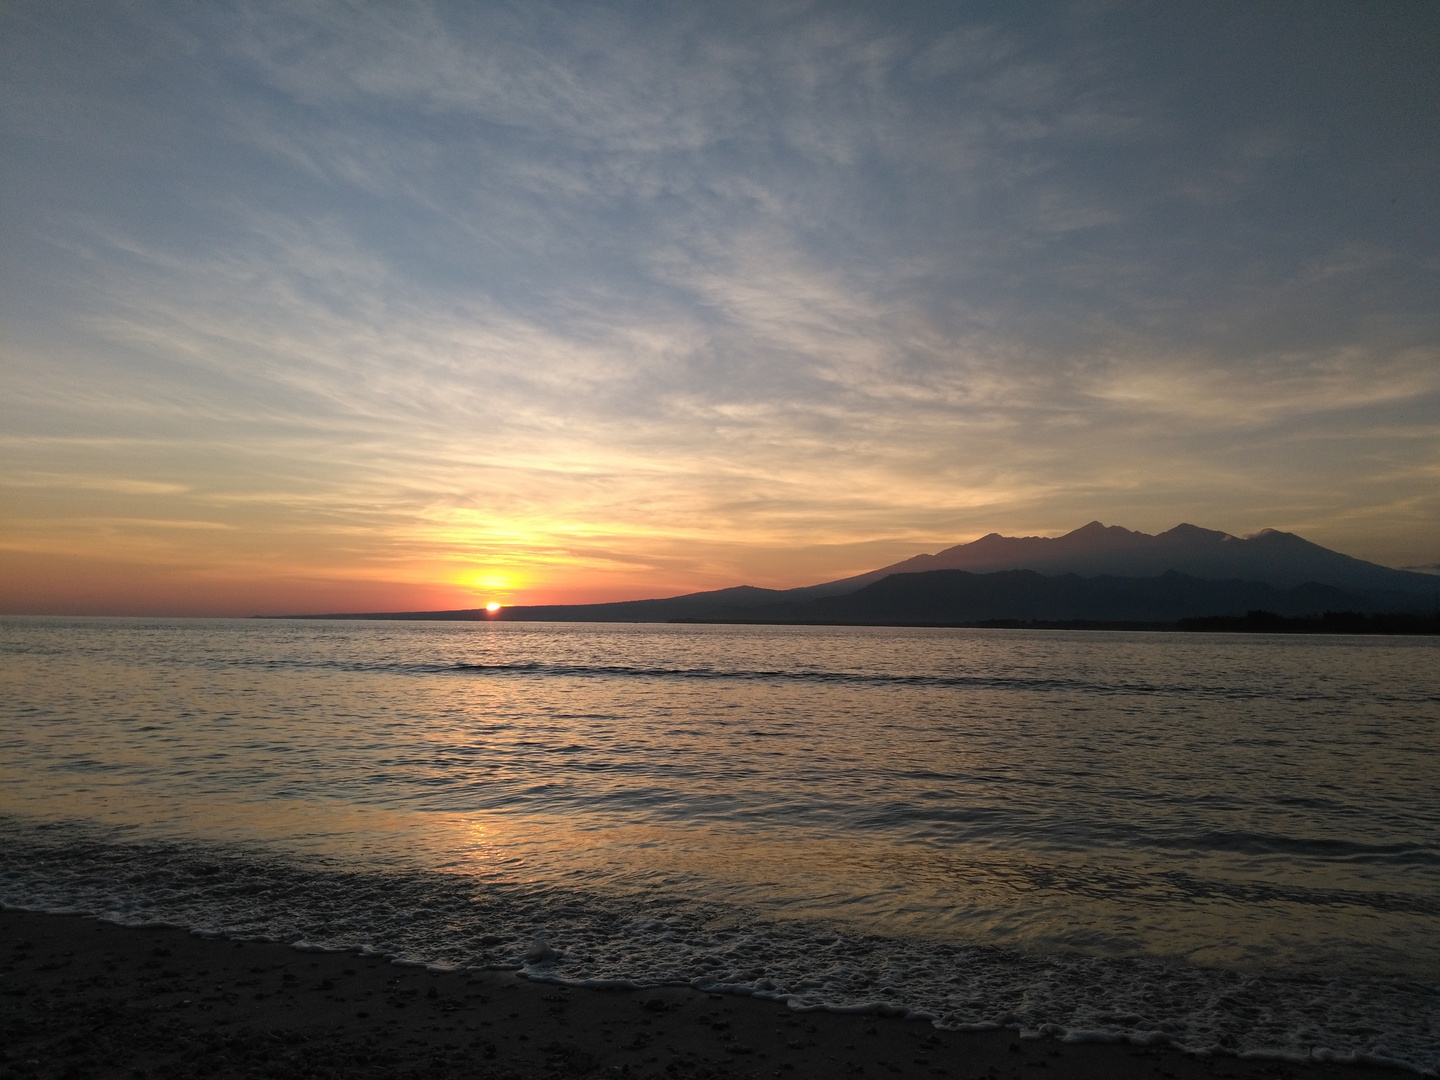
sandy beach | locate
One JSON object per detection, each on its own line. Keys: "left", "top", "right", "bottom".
{"left": 0, "top": 908, "right": 1401, "bottom": 1080}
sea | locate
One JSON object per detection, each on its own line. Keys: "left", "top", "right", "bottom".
{"left": 1, "top": 617, "right": 1437, "bottom": 1072}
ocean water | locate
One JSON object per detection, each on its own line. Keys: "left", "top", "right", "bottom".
{"left": 1, "top": 617, "right": 1437, "bottom": 1071}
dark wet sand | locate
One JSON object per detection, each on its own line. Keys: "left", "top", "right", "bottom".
{"left": 0, "top": 909, "right": 1399, "bottom": 1080}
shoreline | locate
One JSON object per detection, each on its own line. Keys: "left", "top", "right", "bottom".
{"left": 256, "top": 613, "right": 1440, "bottom": 635}
{"left": 1, "top": 908, "right": 1412, "bottom": 1080}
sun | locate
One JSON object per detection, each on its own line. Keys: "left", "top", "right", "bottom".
{"left": 485, "top": 602, "right": 501, "bottom": 613}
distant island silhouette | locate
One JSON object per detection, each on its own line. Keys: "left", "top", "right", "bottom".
{"left": 274, "top": 522, "right": 1440, "bottom": 631}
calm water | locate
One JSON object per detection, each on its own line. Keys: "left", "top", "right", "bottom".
{"left": 2, "top": 618, "right": 1437, "bottom": 1070}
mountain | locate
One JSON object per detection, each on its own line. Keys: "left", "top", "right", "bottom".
{"left": 309, "top": 568, "right": 1386, "bottom": 626}
{"left": 282, "top": 522, "right": 1438, "bottom": 624}
{"left": 796, "top": 569, "right": 1373, "bottom": 625}
{"left": 795, "top": 522, "right": 1438, "bottom": 606}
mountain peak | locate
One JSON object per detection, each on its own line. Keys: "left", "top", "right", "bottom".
{"left": 1159, "top": 523, "right": 1233, "bottom": 542}
{"left": 1244, "top": 528, "right": 1312, "bottom": 546}
{"left": 803, "top": 520, "right": 1433, "bottom": 607}
{"left": 1068, "top": 520, "right": 1139, "bottom": 536}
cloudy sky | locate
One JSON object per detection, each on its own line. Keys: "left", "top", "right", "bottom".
{"left": 3, "top": 1, "right": 1437, "bottom": 614}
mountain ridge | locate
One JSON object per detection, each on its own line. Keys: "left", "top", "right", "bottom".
{"left": 787, "top": 521, "right": 1434, "bottom": 603}
{"left": 277, "top": 521, "right": 1438, "bottom": 623}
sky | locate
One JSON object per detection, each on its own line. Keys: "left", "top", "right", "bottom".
{"left": 2, "top": 1, "right": 1438, "bottom": 615}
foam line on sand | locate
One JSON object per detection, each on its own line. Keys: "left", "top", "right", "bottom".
{"left": 0, "top": 909, "right": 1407, "bottom": 1080}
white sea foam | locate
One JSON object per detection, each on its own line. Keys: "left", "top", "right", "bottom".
{"left": 1, "top": 828, "right": 1436, "bottom": 1075}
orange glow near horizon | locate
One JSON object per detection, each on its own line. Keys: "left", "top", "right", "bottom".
{"left": 3, "top": 466, "right": 1432, "bottom": 618}
{"left": 0, "top": 523, "right": 944, "bottom": 616}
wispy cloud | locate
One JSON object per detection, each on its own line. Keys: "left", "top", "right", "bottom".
{"left": 2, "top": 0, "right": 1437, "bottom": 612}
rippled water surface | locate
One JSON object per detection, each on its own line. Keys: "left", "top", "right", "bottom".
{"left": 2, "top": 618, "right": 1437, "bottom": 1070}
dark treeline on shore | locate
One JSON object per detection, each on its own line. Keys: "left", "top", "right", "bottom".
{"left": 676, "top": 611, "right": 1440, "bottom": 633}
{"left": 1176, "top": 610, "right": 1440, "bottom": 635}
{"left": 275, "top": 609, "right": 1440, "bottom": 634}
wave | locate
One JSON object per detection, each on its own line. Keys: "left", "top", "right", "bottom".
{"left": 218, "top": 654, "right": 1365, "bottom": 702}
{"left": 2, "top": 823, "right": 1436, "bottom": 1075}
